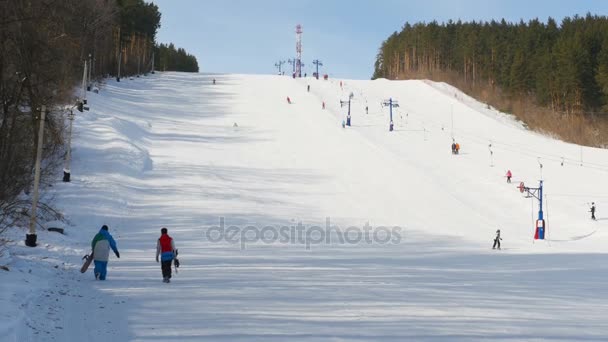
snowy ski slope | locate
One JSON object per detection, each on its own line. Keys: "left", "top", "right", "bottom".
{"left": 3, "top": 72, "right": 608, "bottom": 341}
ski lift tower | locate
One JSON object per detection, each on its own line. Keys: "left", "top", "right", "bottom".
{"left": 518, "top": 180, "right": 545, "bottom": 239}
{"left": 296, "top": 24, "right": 303, "bottom": 77}
{"left": 313, "top": 59, "right": 323, "bottom": 79}
{"left": 382, "top": 98, "right": 399, "bottom": 131}
{"left": 340, "top": 92, "right": 354, "bottom": 126}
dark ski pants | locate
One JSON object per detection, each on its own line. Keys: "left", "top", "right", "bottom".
{"left": 161, "top": 260, "right": 172, "bottom": 279}
{"left": 493, "top": 238, "right": 501, "bottom": 249}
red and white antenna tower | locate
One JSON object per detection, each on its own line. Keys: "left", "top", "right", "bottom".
{"left": 296, "top": 24, "right": 303, "bottom": 77}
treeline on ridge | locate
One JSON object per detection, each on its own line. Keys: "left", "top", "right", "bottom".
{"left": 156, "top": 43, "right": 199, "bottom": 73}
{"left": 373, "top": 14, "right": 608, "bottom": 146}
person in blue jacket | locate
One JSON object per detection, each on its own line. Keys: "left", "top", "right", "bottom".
{"left": 91, "top": 225, "right": 119, "bottom": 280}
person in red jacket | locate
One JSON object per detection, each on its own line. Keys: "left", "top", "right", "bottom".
{"left": 156, "top": 227, "right": 177, "bottom": 283}
{"left": 506, "top": 170, "right": 512, "bottom": 183}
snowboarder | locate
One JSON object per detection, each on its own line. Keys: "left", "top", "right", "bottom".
{"left": 307, "top": 85, "right": 310, "bottom": 92}
{"left": 590, "top": 202, "right": 596, "bottom": 220}
{"left": 156, "top": 227, "right": 177, "bottom": 283}
{"left": 91, "top": 225, "right": 119, "bottom": 280}
{"left": 506, "top": 170, "right": 512, "bottom": 183}
{"left": 287, "top": 96, "right": 291, "bottom": 104}
{"left": 492, "top": 229, "right": 502, "bottom": 250}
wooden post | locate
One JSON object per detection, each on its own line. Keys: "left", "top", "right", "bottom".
{"left": 26, "top": 106, "right": 46, "bottom": 247}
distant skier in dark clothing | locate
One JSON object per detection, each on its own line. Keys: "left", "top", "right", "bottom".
{"left": 492, "top": 229, "right": 502, "bottom": 250}
{"left": 212, "top": 78, "right": 216, "bottom": 85}
{"left": 365, "top": 106, "right": 368, "bottom": 114}
{"left": 156, "top": 227, "right": 177, "bottom": 283}
{"left": 307, "top": 85, "right": 310, "bottom": 92}
{"left": 590, "top": 202, "right": 596, "bottom": 220}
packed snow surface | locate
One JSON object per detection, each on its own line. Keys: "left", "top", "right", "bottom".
{"left": 2, "top": 72, "right": 608, "bottom": 341}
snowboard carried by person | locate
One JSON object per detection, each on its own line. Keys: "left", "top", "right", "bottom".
{"left": 80, "top": 252, "right": 94, "bottom": 273}
{"left": 174, "top": 249, "right": 180, "bottom": 274}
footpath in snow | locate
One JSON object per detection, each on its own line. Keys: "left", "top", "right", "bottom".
{"left": 2, "top": 72, "right": 608, "bottom": 341}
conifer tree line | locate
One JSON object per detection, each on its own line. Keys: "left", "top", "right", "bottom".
{"left": 156, "top": 43, "right": 199, "bottom": 72}
{"left": 0, "top": 0, "right": 198, "bottom": 225}
{"left": 373, "top": 14, "right": 608, "bottom": 146}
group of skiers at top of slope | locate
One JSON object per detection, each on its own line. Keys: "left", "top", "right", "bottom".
{"left": 90, "top": 225, "right": 178, "bottom": 283}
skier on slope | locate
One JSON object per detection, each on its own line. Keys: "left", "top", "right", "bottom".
{"left": 156, "top": 227, "right": 178, "bottom": 283}
{"left": 212, "top": 78, "right": 216, "bottom": 85}
{"left": 322, "top": 101, "right": 325, "bottom": 110}
{"left": 366, "top": 106, "right": 368, "bottom": 114}
{"left": 590, "top": 202, "right": 596, "bottom": 220}
{"left": 506, "top": 170, "right": 512, "bottom": 183}
{"left": 492, "top": 229, "right": 502, "bottom": 250}
{"left": 307, "top": 85, "right": 310, "bottom": 92}
{"left": 455, "top": 142, "right": 460, "bottom": 154}
{"left": 287, "top": 96, "right": 291, "bottom": 104}
{"left": 91, "top": 225, "right": 120, "bottom": 280}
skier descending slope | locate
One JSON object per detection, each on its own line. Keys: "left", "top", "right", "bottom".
{"left": 492, "top": 229, "right": 502, "bottom": 250}
{"left": 506, "top": 170, "right": 512, "bottom": 183}
{"left": 156, "top": 227, "right": 177, "bottom": 283}
{"left": 590, "top": 203, "right": 596, "bottom": 220}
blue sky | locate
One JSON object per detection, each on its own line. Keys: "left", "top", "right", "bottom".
{"left": 153, "top": 0, "right": 608, "bottom": 79}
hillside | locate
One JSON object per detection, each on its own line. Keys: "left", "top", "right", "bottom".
{"left": 2, "top": 73, "right": 608, "bottom": 341}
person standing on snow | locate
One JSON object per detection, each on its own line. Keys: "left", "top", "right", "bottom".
{"left": 91, "top": 225, "right": 120, "bottom": 280}
{"left": 492, "top": 229, "right": 502, "bottom": 250}
{"left": 506, "top": 170, "right": 512, "bottom": 183}
{"left": 322, "top": 101, "right": 325, "bottom": 110}
{"left": 287, "top": 96, "right": 291, "bottom": 104}
{"left": 307, "top": 85, "right": 310, "bottom": 92}
{"left": 156, "top": 227, "right": 177, "bottom": 283}
{"left": 590, "top": 202, "right": 596, "bottom": 220}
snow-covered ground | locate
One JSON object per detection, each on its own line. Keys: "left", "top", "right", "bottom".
{"left": 2, "top": 72, "right": 608, "bottom": 341}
